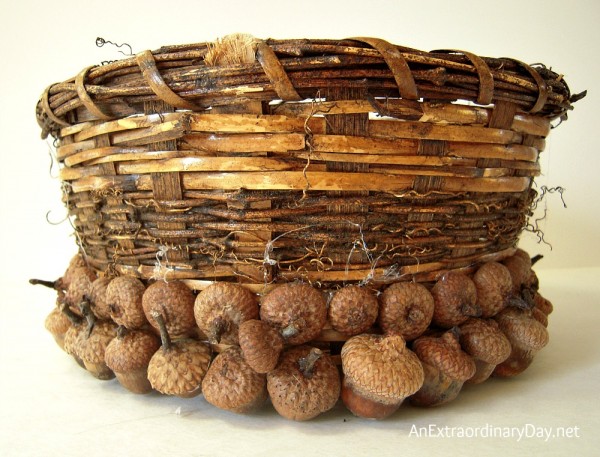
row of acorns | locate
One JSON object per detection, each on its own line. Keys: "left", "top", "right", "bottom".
{"left": 32, "top": 248, "right": 552, "bottom": 420}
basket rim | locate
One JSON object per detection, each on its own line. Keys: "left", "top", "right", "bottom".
{"left": 36, "top": 36, "right": 580, "bottom": 139}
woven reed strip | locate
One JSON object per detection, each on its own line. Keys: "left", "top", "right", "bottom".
{"left": 36, "top": 38, "right": 575, "bottom": 138}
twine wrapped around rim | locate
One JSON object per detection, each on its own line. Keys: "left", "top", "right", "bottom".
{"left": 36, "top": 35, "right": 584, "bottom": 290}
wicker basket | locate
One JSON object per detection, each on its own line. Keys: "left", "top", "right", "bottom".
{"left": 35, "top": 35, "right": 583, "bottom": 417}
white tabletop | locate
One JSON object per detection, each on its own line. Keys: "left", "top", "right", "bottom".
{"left": 1, "top": 267, "right": 598, "bottom": 457}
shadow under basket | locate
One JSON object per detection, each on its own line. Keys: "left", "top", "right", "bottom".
{"left": 35, "top": 35, "right": 583, "bottom": 419}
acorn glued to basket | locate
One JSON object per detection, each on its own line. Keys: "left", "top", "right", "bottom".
{"left": 32, "top": 34, "right": 584, "bottom": 420}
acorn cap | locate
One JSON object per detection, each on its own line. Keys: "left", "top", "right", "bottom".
{"left": 194, "top": 282, "right": 258, "bottom": 345}
{"left": 147, "top": 339, "right": 212, "bottom": 397}
{"left": 105, "top": 328, "right": 161, "bottom": 373}
{"left": 78, "top": 321, "right": 118, "bottom": 364}
{"left": 143, "top": 280, "right": 196, "bottom": 338}
{"left": 106, "top": 276, "right": 147, "bottom": 329}
{"left": 238, "top": 319, "right": 284, "bottom": 373}
{"left": 267, "top": 346, "right": 341, "bottom": 421}
{"left": 63, "top": 324, "right": 86, "bottom": 358}
{"left": 260, "top": 283, "right": 327, "bottom": 345}
{"left": 494, "top": 308, "right": 549, "bottom": 351}
{"left": 88, "top": 277, "right": 112, "bottom": 321}
{"left": 202, "top": 346, "right": 267, "bottom": 414}
{"left": 329, "top": 285, "right": 379, "bottom": 336}
{"left": 459, "top": 318, "right": 511, "bottom": 365}
{"left": 341, "top": 333, "right": 424, "bottom": 405}
{"left": 473, "top": 262, "right": 513, "bottom": 318}
{"left": 65, "top": 267, "right": 97, "bottom": 308}
{"left": 378, "top": 282, "right": 434, "bottom": 340}
{"left": 502, "top": 255, "right": 531, "bottom": 293}
{"left": 412, "top": 331, "right": 476, "bottom": 382}
{"left": 431, "top": 272, "right": 480, "bottom": 328}
{"left": 44, "top": 307, "right": 71, "bottom": 335}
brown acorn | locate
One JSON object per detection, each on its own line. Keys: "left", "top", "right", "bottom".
{"left": 260, "top": 283, "right": 327, "bottom": 345}
{"left": 106, "top": 276, "right": 147, "bottom": 329}
{"left": 512, "top": 248, "right": 533, "bottom": 269}
{"left": 531, "top": 307, "right": 548, "bottom": 328}
{"left": 328, "top": 285, "right": 378, "bottom": 336}
{"left": 143, "top": 280, "right": 196, "bottom": 339}
{"left": 459, "top": 318, "right": 511, "bottom": 384}
{"left": 147, "top": 311, "right": 212, "bottom": 398}
{"left": 194, "top": 282, "right": 258, "bottom": 344}
{"left": 44, "top": 306, "right": 72, "bottom": 351}
{"left": 76, "top": 302, "right": 118, "bottom": 380}
{"left": 105, "top": 327, "right": 161, "bottom": 394}
{"left": 378, "top": 281, "right": 434, "bottom": 340}
{"left": 63, "top": 266, "right": 97, "bottom": 314}
{"left": 62, "top": 308, "right": 87, "bottom": 368}
{"left": 267, "top": 346, "right": 340, "bottom": 421}
{"left": 88, "top": 276, "right": 112, "bottom": 321}
{"left": 341, "top": 333, "right": 424, "bottom": 419}
{"left": 202, "top": 346, "right": 267, "bottom": 414}
{"left": 59, "top": 253, "right": 89, "bottom": 289}
{"left": 238, "top": 319, "right": 284, "bottom": 373}
{"left": 473, "top": 262, "right": 513, "bottom": 318}
{"left": 411, "top": 330, "right": 476, "bottom": 407}
{"left": 502, "top": 254, "right": 532, "bottom": 296}
{"left": 30, "top": 254, "right": 88, "bottom": 292}
{"left": 431, "top": 272, "right": 480, "bottom": 328}
{"left": 493, "top": 307, "right": 549, "bottom": 377}
{"left": 533, "top": 292, "right": 554, "bottom": 316}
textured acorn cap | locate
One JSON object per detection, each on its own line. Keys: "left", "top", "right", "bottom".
{"left": 412, "top": 331, "right": 476, "bottom": 382}
{"left": 147, "top": 339, "right": 212, "bottom": 397}
{"left": 194, "top": 282, "right": 258, "bottom": 344}
{"left": 341, "top": 333, "right": 424, "bottom": 405}
{"left": 63, "top": 324, "right": 87, "bottom": 361}
{"left": 143, "top": 280, "right": 196, "bottom": 338}
{"left": 202, "top": 346, "right": 267, "bottom": 414}
{"left": 473, "top": 262, "right": 513, "bottom": 318}
{"left": 260, "top": 283, "right": 327, "bottom": 345}
{"left": 64, "top": 267, "right": 97, "bottom": 308}
{"left": 379, "top": 281, "right": 435, "bottom": 340}
{"left": 502, "top": 255, "right": 532, "bottom": 294}
{"left": 88, "top": 277, "right": 112, "bottom": 321}
{"left": 106, "top": 276, "right": 147, "bottom": 329}
{"left": 59, "top": 254, "right": 88, "bottom": 290}
{"left": 459, "top": 318, "right": 511, "bottom": 365}
{"left": 494, "top": 308, "right": 549, "bottom": 351}
{"left": 78, "top": 321, "right": 118, "bottom": 365}
{"left": 238, "top": 319, "right": 284, "bottom": 373}
{"left": 431, "top": 272, "right": 480, "bottom": 328}
{"left": 267, "top": 346, "right": 340, "bottom": 421}
{"left": 105, "top": 328, "right": 161, "bottom": 373}
{"left": 329, "top": 285, "right": 378, "bottom": 336}
{"left": 533, "top": 293, "right": 554, "bottom": 315}
{"left": 44, "top": 307, "right": 71, "bottom": 336}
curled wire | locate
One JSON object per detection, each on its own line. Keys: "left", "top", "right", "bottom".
{"left": 96, "top": 37, "right": 133, "bottom": 56}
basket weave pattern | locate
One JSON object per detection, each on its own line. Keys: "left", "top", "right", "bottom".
{"left": 37, "top": 37, "right": 574, "bottom": 288}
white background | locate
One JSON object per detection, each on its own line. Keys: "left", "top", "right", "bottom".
{"left": 0, "top": 0, "right": 598, "bottom": 456}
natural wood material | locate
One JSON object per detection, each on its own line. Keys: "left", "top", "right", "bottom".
{"left": 36, "top": 35, "right": 582, "bottom": 288}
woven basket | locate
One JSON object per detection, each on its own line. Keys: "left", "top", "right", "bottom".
{"left": 36, "top": 36, "right": 579, "bottom": 288}
{"left": 35, "top": 35, "right": 583, "bottom": 416}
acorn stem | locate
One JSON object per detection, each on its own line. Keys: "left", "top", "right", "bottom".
{"left": 116, "top": 325, "right": 128, "bottom": 339}
{"left": 531, "top": 254, "right": 544, "bottom": 266}
{"left": 59, "top": 303, "right": 83, "bottom": 325}
{"left": 29, "top": 278, "right": 58, "bottom": 289}
{"left": 298, "top": 348, "right": 322, "bottom": 378}
{"left": 281, "top": 323, "right": 299, "bottom": 340}
{"left": 80, "top": 300, "right": 96, "bottom": 338}
{"left": 151, "top": 310, "right": 171, "bottom": 351}
{"left": 209, "top": 316, "right": 227, "bottom": 344}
